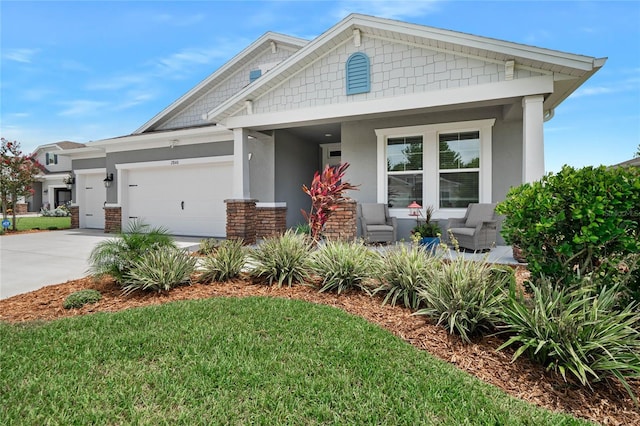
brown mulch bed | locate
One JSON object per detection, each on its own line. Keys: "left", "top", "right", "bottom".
{"left": 1, "top": 269, "right": 638, "bottom": 425}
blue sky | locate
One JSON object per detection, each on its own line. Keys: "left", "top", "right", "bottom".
{"left": 1, "top": 0, "right": 638, "bottom": 172}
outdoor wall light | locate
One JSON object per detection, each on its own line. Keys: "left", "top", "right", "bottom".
{"left": 103, "top": 173, "right": 114, "bottom": 188}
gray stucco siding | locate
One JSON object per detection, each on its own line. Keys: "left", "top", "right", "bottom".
{"left": 105, "top": 141, "right": 233, "bottom": 203}
{"left": 274, "top": 129, "right": 320, "bottom": 228}
{"left": 72, "top": 157, "right": 106, "bottom": 170}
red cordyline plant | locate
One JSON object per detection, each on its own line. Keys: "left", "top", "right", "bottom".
{"left": 301, "top": 162, "right": 358, "bottom": 242}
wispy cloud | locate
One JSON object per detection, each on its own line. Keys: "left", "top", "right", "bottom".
{"left": 58, "top": 100, "right": 109, "bottom": 117}
{"left": 153, "top": 46, "right": 235, "bottom": 78}
{"left": 115, "top": 92, "right": 155, "bottom": 110}
{"left": 333, "top": 0, "right": 441, "bottom": 20}
{"left": 3, "top": 48, "right": 39, "bottom": 63}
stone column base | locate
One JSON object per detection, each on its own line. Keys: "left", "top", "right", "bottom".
{"left": 104, "top": 206, "right": 122, "bottom": 233}
{"left": 323, "top": 199, "right": 357, "bottom": 241}
{"left": 256, "top": 203, "right": 287, "bottom": 239}
{"left": 14, "top": 203, "right": 27, "bottom": 215}
{"left": 225, "top": 199, "right": 257, "bottom": 245}
{"left": 70, "top": 206, "right": 80, "bottom": 229}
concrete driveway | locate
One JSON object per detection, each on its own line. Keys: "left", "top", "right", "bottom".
{"left": 0, "top": 229, "right": 201, "bottom": 300}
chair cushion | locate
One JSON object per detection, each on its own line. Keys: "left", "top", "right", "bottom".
{"left": 367, "top": 224, "right": 394, "bottom": 232}
{"left": 465, "top": 203, "right": 496, "bottom": 228}
{"left": 449, "top": 227, "right": 475, "bottom": 236}
{"left": 361, "top": 204, "right": 387, "bottom": 225}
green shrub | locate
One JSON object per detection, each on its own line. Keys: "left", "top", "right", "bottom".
{"left": 198, "top": 239, "right": 246, "bottom": 282}
{"left": 374, "top": 245, "right": 438, "bottom": 310}
{"left": 496, "top": 165, "right": 640, "bottom": 298}
{"left": 415, "top": 257, "right": 510, "bottom": 343}
{"left": 122, "top": 246, "right": 197, "bottom": 294}
{"left": 88, "top": 219, "right": 176, "bottom": 284}
{"left": 63, "top": 289, "right": 102, "bottom": 309}
{"left": 248, "top": 230, "right": 312, "bottom": 287}
{"left": 499, "top": 278, "right": 640, "bottom": 401}
{"left": 292, "top": 222, "right": 311, "bottom": 235}
{"left": 198, "top": 238, "right": 222, "bottom": 256}
{"left": 311, "top": 240, "right": 382, "bottom": 294}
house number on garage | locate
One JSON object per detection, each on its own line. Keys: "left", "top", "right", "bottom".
{"left": 171, "top": 160, "right": 179, "bottom": 165}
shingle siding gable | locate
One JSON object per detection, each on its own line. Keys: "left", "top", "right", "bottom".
{"left": 157, "top": 47, "right": 297, "bottom": 130}
{"left": 242, "top": 36, "right": 543, "bottom": 117}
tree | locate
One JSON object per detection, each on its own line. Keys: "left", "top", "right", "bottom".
{"left": 0, "top": 138, "right": 42, "bottom": 230}
{"left": 635, "top": 144, "right": 640, "bottom": 158}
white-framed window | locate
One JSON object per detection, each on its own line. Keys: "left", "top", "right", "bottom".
{"left": 386, "top": 136, "right": 423, "bottom": 208}
{"left": 375, "top": 119, "right": 495, "bottom": 217}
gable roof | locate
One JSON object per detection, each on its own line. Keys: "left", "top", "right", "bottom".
{"left": 32, "top": 141, "right": 85, "bottom": 155}
{"left": 134, "top": 32, "right": 308, "bottom": 134}
{"left": 204, "top": 13, "right": 606, "bottom": 126}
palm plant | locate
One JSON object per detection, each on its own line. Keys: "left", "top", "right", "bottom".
{"left": 87, "top": 219, "right": 176, "bottom": 284}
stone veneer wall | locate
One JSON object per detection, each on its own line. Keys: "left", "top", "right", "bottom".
{"left": 14, "top": 203, "right": 27, "bottom": 215}
{"left": 255, "top": 205, "right": 287, "bottom": 239}
{"left": 70, "top": 206, "right": 79, "bottom": 229}
{"left": 104, "top": 206, "right": 122, "bottom": 233}
{"left": 225, "top": 199, "right": 257, "bottom": 245}
{"left": 323, "top": 199, "right": 357, "bottom": 241}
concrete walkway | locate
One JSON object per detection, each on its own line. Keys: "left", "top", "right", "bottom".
{"left": 0, "top": 229, "right": 201, "bottom": 300}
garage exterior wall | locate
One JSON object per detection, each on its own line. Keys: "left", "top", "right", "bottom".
{"left": 105, "top": 141, "right": 233, "bottom": 203}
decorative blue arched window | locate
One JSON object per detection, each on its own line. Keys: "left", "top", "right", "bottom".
{"left": 345, "top": 52, "right": 370, "bottom": 95}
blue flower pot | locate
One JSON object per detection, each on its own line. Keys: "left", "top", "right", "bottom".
{"left": 419, "top": 237, "right": 440, "bottom": 252}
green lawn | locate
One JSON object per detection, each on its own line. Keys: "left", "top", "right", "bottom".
{"left": 0, "top": 297, "right": 588, "bottom": 425}
{"left": 5, "top": 216, "right": 71, "bottom": 231}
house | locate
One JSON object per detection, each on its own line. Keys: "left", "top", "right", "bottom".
{"left": 62, "top": 14, "right": 605, "bottom": 242}
{"left": 611, "top": 157, "right": 640, "bottom": 168}
{"left": 22, "top": 141, "right": 85, "bottom": 213}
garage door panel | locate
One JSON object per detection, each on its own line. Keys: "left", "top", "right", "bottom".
{"left": 127, "top": 162, "right": 232, "bottom": 237}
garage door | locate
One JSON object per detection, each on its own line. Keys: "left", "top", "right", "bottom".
{"left": 83, "top": 173, "right": 106, "bottom": 229}
{"left": 127, "top": 162, "right": 232, "bottom": 237}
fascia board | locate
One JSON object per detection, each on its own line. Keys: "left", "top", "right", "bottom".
{"left": 352, "top": 14, "right": 601, "bottom": 71}
{"left": 135, "top": 32, "right": 308, "bottom": 134}
{"left": 225, "top": 75, "right": 554, "bottom": 129}
{"left": 87, "top": 126, "right": 233, "bottom": 153}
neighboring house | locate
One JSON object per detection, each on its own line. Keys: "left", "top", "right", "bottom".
{"left": 62, "top": 14, "right": 605, "bottom": 241}
{"left": 27, "top": 141, "right": 85, "bottom": 211}
{"left": 611, "top": 157, "right": 640, "bottom": 168}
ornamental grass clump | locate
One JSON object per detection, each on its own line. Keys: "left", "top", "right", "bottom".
{"left": 63, "top": 289, "right": 102, "bottom": 309}
{"left": 374, "top": 244, "right": 439, "bottom": 310}
{"left": 499, "top": 278, "right": 640, "bottom": 402}
{"left": 122, "top": 246, "right": 197, "bottom": 295}
{"left": 198, "top": 239, "right": 246, "bottom": 282}
{"left": 248, "top": 230, "right": 312, "bottom": 287}
{"left": 415, "top": 256, "right": 510, "bottom": 343}
{"left": 88, "top": 219, "right": 176, "bottom": 284}
{"left": 311, "top": 240, "right": 382, "bottom": 294}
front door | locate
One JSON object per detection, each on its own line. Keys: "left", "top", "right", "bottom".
{"left": 55, "top": 189, "right": 72, "bottom": 208}
{"left": 321, "top": 143, "right": 342, "bottom": 169}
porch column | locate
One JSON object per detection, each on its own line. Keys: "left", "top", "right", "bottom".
{"left": 232, "top": 128, "right": 251, "bottom": 199}
{"left": 522, "top": 95, "right": 545, "bottom": 183}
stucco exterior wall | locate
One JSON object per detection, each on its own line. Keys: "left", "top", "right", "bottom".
{"left": 248, "top": 136, "right": 275, "bottom": 202}
{"left": 249, "top": 35, "right": 543, "bottom": 115}
{"left": 342, "top": 107, "right": 523, "bottom": 203}
{"left": 274, "top": 130, "right": 320, "bottom": 228}
{"left": 104, "top": 141, "right": 233, "bottom": 204}
{"left": 158, "top": 47, "right": 299, "bottom": 130}
{"left": 73, "top": 157, "right": 107, "bottom": 170}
